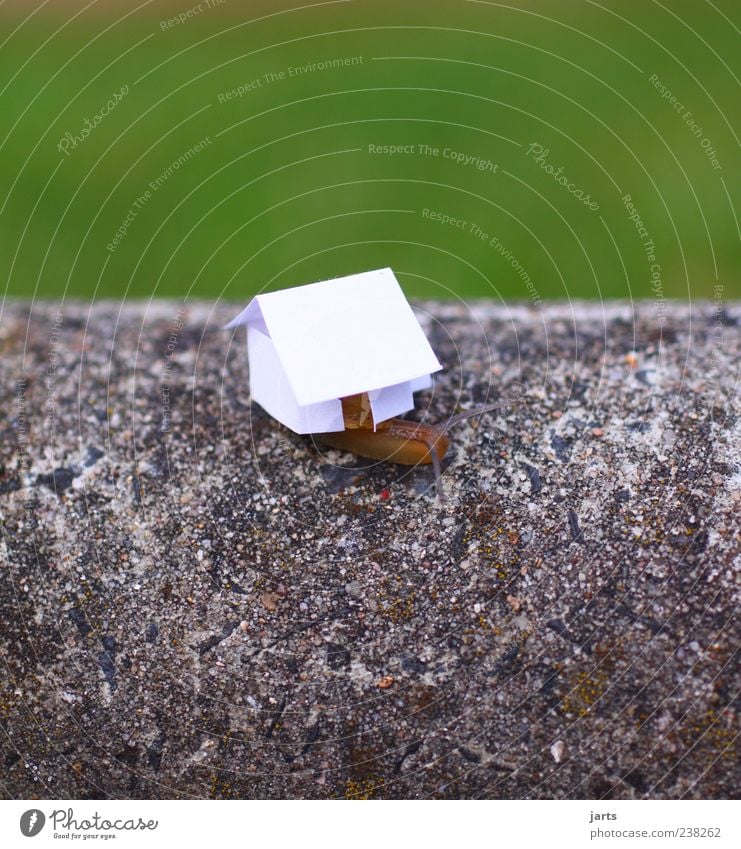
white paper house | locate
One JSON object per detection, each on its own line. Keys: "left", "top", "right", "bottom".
{"left": 225, "top": 267, "right": 442, "bottom": 434}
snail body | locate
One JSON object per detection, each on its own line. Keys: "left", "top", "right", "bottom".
{"left": 322, "top": 418, "right": 449, "bottom": 466}
{"left": 317, "top": 393, "right": 513, "bottom": 500}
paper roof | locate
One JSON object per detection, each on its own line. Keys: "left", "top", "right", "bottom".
{"left": 226, "top": 268, "right": 442, "bottom": 434}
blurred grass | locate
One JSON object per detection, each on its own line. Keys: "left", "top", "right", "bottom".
{"left": 0, "top": 0, "right": 738, "bottom": 301}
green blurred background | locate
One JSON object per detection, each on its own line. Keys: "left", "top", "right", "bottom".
{"left": 0, "top": 0, "right": 738, "bottom": 301}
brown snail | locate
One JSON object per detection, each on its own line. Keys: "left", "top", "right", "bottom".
{"left": 317, "top": 390, "right": 521, "bottom": 501}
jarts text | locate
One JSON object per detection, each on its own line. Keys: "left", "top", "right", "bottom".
{"left": 589, "top": 811, "right": 617, "bottom": 823}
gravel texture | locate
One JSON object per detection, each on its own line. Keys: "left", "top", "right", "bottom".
{"left": 0, "top": 299, "right": 738, "bottom": 800}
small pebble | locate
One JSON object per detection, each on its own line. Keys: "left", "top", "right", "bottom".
{"left": 345, "top": 581, "right": 362, "bottom": 599}
{"left": 550, "top": 740, "right": 566, "bottom": 763}
{"left": 260, "top": 592, "right": 280, "bottom": 612}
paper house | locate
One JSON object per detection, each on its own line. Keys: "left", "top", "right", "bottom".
{"left": 225, "top": 267, "right": 442, "bottom": 434}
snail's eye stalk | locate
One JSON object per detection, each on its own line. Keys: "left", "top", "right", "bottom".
{"left": 419, "top": 432, "right": 445, "bottom": 503}
{"left": 424, "top": 392, "right": 523, "bottom": 502}
{"left": 438, "top": 393, "right": 522, "bottom": 435}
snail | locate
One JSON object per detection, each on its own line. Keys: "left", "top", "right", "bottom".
{"left": 316, "top": 389, "right": 522, "bottom": 501}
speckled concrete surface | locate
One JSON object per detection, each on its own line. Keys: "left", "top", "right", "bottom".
{"left": 1, "top": 300, "right": 738, "bottom": 800}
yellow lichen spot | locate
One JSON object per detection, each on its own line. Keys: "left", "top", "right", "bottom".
{"left": 561, "top": 669, "right": 610, "bottom": 718}
{"left": 344, "top": 776, "right": 385, "bottom": 800}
